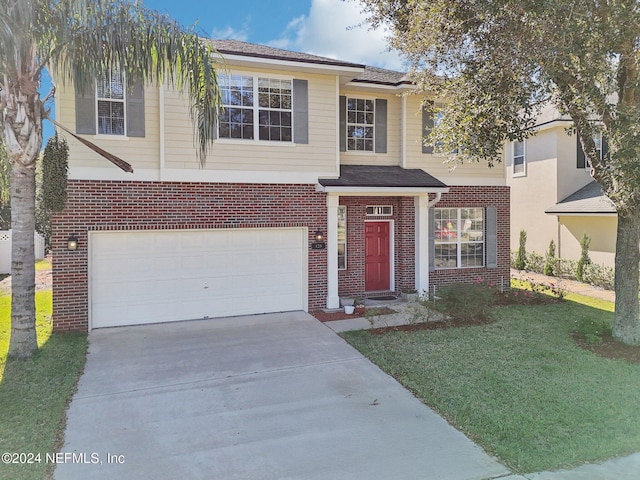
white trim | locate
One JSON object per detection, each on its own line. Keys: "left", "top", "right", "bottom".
{"left": 548, "top": 212, "right": 617, "bottom": 217}
{"left": 69, "top": 166, "right": 337, "bottom": 184}
{"left": 213, "top": 138, "right": 297, "bottom": 147}
{"left": 217, "top": 54, "right": 365, "bottom": 76}
{"left": 92, "top": 134, "right": 130, "bottom": 141}
{"left": 415, "top": 195, "right": 430, "bottom": 293}
{"left": 364, "top": 219, "right": 395, "bottom": 292}
{"left": 401, "top": 95, "right": 407, "bottom": 168}
{"left": 319, "top": 186, "right": 449, "bottom": 196}
{"left": 436, "top": 176, "right": 506, "bottom": 186}
{"left": 326, "top": 196, "right": 340, "bottom": 309}
{"left": 512, "top": 140, "right": 526, "bottom": 177}
{"left": 335, "top": 76, "right": 341, "bottom": 173}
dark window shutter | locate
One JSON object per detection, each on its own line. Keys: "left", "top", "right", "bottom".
{"left": 293, "top": 79, "right": 308, "bottom": 144}
{"left": 126, "top": 82, "right": 145, "bottom": 138}
{"left": 374, "top": 98, "right": 387, "bottom": 153}
{"left": 577, "top": 135, "right": 586, "bottom": 168}
{"left": 428, "top": 207, "right": 436, "bottom": 271}
{"left": 486, "top": 207, "right": 498, "bottom": 269}
{"left": 75, "top": 85, "right": 96, "bottom": 135}
{"left": 339, "top": 95, "right": 346, "bottom": 152}
{"left": 422, "top": 100, "right": 434, "bottom": 154}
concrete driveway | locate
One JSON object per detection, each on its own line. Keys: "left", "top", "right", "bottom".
{"left": 56, "top": 312, "right": 509, "bottom": 480}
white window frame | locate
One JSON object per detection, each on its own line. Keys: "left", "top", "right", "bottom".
{"left": 217, "top": 73, "right": 294, "bottom": 143}
{"left": 346, "top": 96, "right": 375, "bottom": 152}
{"left": 366, "top": 205, "right": 393, "bottom": 216}
{"left": 434, "top": 207, "right": 485, "bottom": 269}
{"left": 512, "top": 140, "right": 526, "bottom": 177}
{"left": 337, "top": 205, "right": 347, "bottom": 270}
{"left": 96, "top": 66, "right": 127, "bottom": 136}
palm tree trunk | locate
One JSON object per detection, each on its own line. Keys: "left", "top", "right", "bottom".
{"left": 613, "top": 208, "right": 640, "bottom": 345}
{"left": 8, "top": 157, "right": 38, "bottom": 358}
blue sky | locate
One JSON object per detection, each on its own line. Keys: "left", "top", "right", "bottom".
{"left": 43, "top": 0, "right": 403, "bottom": 144}
{"left": 143, "top": 0, "right": 403, "bottom": 70}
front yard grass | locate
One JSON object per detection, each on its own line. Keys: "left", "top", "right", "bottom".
{"left": 0, "top": 290, "right": 87, "bottom": 480}
{"left": 342, "top": 290, "right": 640, "bottom": 474}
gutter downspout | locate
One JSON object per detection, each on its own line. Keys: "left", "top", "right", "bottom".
{"left": 427, "top": 191, "right": 442, "bottom": 207}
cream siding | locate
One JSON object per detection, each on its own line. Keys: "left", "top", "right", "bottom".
{"left": 57, "top": 83, "right": 161, "bottom": 171}
{"left": 402, "top": 95, "right": 505, "bottom": 184}
{"left": 559, "top": 216, "right": 616, "bottom": 267}
{"left": 339, "top": 89, "right": 401, "bottom": 166}
{"left": 163, "top": 69, "right": 337, "bottom": 174}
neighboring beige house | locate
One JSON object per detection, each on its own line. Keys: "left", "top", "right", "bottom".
{"left": 52, "top": 40, "right": 510, "bottom": 332}
{"left": 505, "top": 105, "right": 616, "bottom": 267}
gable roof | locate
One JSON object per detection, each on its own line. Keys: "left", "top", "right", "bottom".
{"left": 211, "top": 39, "right": 365, "bottom": 70}
{"left": 545, "top": 181, "right": 616, "bottom": 215}
{"left": 211, "top": 39, "right": 409, "bottom": 87}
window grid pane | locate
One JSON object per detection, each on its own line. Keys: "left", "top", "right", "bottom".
{"left": 338, "top": 206, "right": 347, "bottom": 270}
{"left": 434, "top": 207, "right": 485, "bottom": 269}
{"left": 346, "top": 97, "right": 374, "bottom": 151}
{"left": 96, "top": 67, "right": 125, "bottom": 135}
{"left": 219, "top": 75, "right": 255, "bottom": 140}
{"left": 257, "top": 77, "right": 292, "bottom": 142}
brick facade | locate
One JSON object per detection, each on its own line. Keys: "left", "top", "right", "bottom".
{"left": 428, "top": 186, "right": 511, "bottom": 293}
{"left": 52, "top": 181, "right": 509, "bottom": 332}
{"left": 337, "top": 186, "right": 510, "bottom": 298}
{"left": 338, "top": 196, "right": 416, "bottom": 297}
{"left": 52, "top": 180, "right": 327, "bottom": 332}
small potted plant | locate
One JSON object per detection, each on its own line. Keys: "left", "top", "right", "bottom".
{"left": 344, "top": 304, "right": 355, "bottom": 314}
{"left": 401, "top": 288, "right": 419, "bottom": 302}
{"left": 353, "top": 296, "right": 366, "bottom": 315}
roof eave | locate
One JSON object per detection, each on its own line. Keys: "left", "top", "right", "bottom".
{"left": 316, "top": 185, "right": 450, "bottom": 196}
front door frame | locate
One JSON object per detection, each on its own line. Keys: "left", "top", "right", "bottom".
{"left": 364, "top": 219, "right": 394, "bottom": 292}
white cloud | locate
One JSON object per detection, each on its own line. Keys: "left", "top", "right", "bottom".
{"left": 211, "top": 25, "right": 248, "bottom": 42}
{"left": 270, "top": 0, "right": 406, "bottom": 71}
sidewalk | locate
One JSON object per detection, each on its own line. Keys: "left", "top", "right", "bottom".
{"left": 510, "top": 268, "right": 615, "bottom": 303}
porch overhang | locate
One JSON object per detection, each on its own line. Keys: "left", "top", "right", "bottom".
{"left": 316, "top": 165, "right": 450, "bottom": 196}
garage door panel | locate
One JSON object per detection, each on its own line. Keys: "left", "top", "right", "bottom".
{"left": 90, "top": 228, "right": 307, "bottom": 328}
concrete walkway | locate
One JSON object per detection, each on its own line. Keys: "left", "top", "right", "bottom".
{"left": 56, "top": 312, "right": 509, "bottom": 480}
{"left": 510, "top": 269, "right": 615, "bottom": 303}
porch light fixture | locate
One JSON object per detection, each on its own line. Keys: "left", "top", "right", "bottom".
{"left": 315, "top": 230, "right": 324, "bottom": 243}
{"left": 67, "top": 234, "right": 79, "bottom": 251}
{"left": 311, "top": 229, "right": 326, "bottom": 250}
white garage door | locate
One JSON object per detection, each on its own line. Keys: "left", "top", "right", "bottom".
{"left": 90, "top": 228, "right": 307, "bottom": 329}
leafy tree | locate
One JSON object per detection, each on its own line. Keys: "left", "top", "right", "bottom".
{"left": 0, "top": 143, "right": 9, "bottom": 229}
{"left": 360, "top": 0, "right": 640, "bottom": 344}
{"left": 0, "top": 0, "right": 221, "bottom": 358}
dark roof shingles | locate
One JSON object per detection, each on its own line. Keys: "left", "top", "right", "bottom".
{"left": 319, "top": 165, "right": 447, "bottom": 189}
{"left": 545, "top": 181, "right": 616, "bottom": 214}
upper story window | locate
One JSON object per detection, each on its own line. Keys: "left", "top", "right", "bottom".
{"left": 513, "top": 140, "right": 526, "bottom": 176}
{"left": 96, "top": 67, "right": 126, "bottom": 135}
{"left": 577, "top": 131, "right": 606, "bottom": 169}
{"left": 219, "top": 74, "right": 293, "bottom": 142}
{"left": 346, "top": 98, "right": 375, "bottom": 151}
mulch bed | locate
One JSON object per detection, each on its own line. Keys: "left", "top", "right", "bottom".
{"left": 570, "top": 332, "right": 640, "bottom": 364}
{"left": 369, "top": 317, "right": 494, "bottom": 335}
{"left": 312, "top": 307, "right": 397, "bottom": 322}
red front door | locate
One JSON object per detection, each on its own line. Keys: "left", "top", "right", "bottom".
{"left": 365, "top": 222, "right": 390, "bottom": 291}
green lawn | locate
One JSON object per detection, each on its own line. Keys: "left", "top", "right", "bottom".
{"left": 0, "top": 290, "right": 87, "bottom": 480}
{"left": 342, "top": 292, "right": 640, "bottom": 474}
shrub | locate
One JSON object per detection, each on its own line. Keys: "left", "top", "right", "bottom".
{"left": 555, "top": 258, "right": 578, "bottom": 279}
{"left": 583, "top": 263, "right": 615, "bottom": 291}
{"left": 576, "top": 234, "right": 592, "bottom": 282}
{"left": 525, "top": 252, "right": 545, "bottom": 273}
{"left": 543, "top": 240, "right": 556, "bottom": 276}
{"left": 514, "top": 230, "right": 527, "bottom": 270}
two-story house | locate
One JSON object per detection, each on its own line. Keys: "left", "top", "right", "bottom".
{"left": 505, "top": 104, "right": 616, "bottom": 267}
{"left": 52, "top": 40, "right": 510, "bottom": 331}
